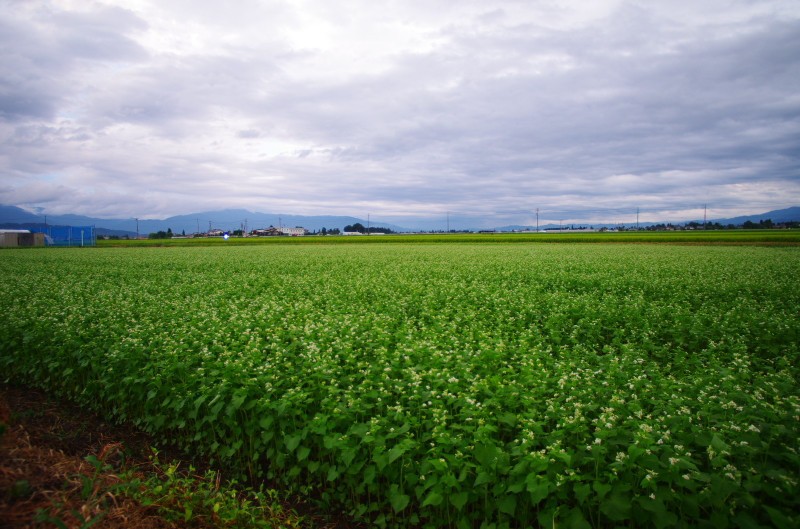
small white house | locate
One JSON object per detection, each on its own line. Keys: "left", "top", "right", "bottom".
{"left": 280, "top": 227, "right": 306, "bottom": 236}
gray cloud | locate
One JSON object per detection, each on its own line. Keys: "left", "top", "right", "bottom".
{"left": 1, "top": 0, "right": 798, "bottom": 224}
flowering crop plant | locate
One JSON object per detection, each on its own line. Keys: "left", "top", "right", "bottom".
{"left": 1, "top": 243, "right": 798, "bottom": 528}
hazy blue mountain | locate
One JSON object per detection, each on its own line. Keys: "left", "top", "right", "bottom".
{"left": 2, "top": 205, "right": 798, "bottom": 235}
{"left": 0, "top": 205, "right": 40, "bottom": 223}
{"left": 0, "top": 206, "right": 409, "bottom": 234}
{"left": 155, "top": 209, "right": 408, "bottom": 234}
{"left": 710, "top": 206, "right": 800, "bottom": 225}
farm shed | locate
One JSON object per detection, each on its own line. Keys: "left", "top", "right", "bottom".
{"left": 0, "top": 230, "right": 45, "bottom": 247}
{"left": 29, "top": 225, "right": 97, "bottom": 247}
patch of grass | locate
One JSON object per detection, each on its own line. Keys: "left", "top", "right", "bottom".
{"left": 122, "top": 449, "right": 305, "bottom": 528}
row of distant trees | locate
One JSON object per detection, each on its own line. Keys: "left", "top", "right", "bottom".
{"left": 643, "top": 219, "right": 798, "bottom": 231}
{"left": 342, "top": 223, "right": 394, "bottom": 234}
{"left": 149, "top": 228, "right": 177, "bottom": 239}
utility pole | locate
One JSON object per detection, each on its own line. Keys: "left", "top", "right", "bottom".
{"left": 536, "top": 208, "right": 539, "bottom": 232}
{"left": 636, "top": 207, "right": 640, "bottom": 230}
{"left": 703, "top": 204, "right": 707, "bottom": 230}
{"left": 367, "top": 213, "right": 370, "bottom": 235}
{"left": 135, "top": 218, "right": 139, "bottom": 240}
{"left": 447, "top": 211, "right": 450, "bottom": 233}
{"left": 196, "top": 218, "right": 200, "bottom": 235}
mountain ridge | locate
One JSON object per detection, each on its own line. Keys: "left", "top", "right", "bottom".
{"left": 1, "top": 205, "right": 798, "bottom": 235}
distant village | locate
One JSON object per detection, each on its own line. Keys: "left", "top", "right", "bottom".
{"left": 143, "top": 222, "right": 390, "bottom": 239}
{"left": 2, "top": 217, "right": 797, "bottom": 246}
{"left": 209, "top": 226, "right": 307, "bottom": 237}
{"left": 124, "top": 217, "right": 797, "bottom": 240}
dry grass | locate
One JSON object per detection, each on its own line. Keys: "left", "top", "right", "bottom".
{"left": 0, "top": 389, "right": 178, "bottom": 528}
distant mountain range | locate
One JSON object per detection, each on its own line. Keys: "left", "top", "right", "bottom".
{"left": 494, "top": 206, "right": 800, "bottom": 232}
{"left": 0, "top": 206, "right": 407, "bottom": 237}
{"left": 706, "top": 207, "right": 800, "bottom": 226}
{"left": 1, "top": 205, "right": 798, "bottom": 236}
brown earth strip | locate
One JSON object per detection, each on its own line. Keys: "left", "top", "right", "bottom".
{"left": 0, "top": 385, "right": 358, "bottom": 529}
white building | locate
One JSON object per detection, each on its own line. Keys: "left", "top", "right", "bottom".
{"left": 280, "top": 227, "right": 306, "bottom": 236}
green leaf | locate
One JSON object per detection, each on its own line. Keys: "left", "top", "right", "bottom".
{"left": 373, "top": 452, "right": 388, "bottom": 471}
{"left": 209, "top": 400, "right": 225, "bottom": 418}
{"left": 526, "top": 474, "right": 550, "bottom": 504}
{"left": 538, "top": 506, "right": 559, "bottom": 529}
{"left": 389, "top": 486, "right": 410, "bottom": 513}
{"left": 563, "top": 508, "right": 591, "bottom": 529}
{"left": 497, "top": 494, "right": 517, "bottom": 516}
{"left": 326, "top": 466, "right": 340, "bottom": 481}
{"left": 638, "top": 495, "right": 678, "bottom": 529}
{"left": 764, "top": 506, "right": 794, "bottom": 529}
{"left": 422, "top": 491, "right": 444, "bottom": 507}
{"left": 473, "top": 443, "right": 498, "bottom": 468}
{"left": 341, "top": 448, "right": 357, "bottom": 467}
{"left": 363, "top": 464, "right": 376, "bottom": 485}
{"left": 710, "top": 434, "right": 730, "bottom": 453}
{"left": 593, "top": 481, "right": 611, "bottom": 499}
{"left": 450, "top": 491, "right": 469, "bottom": 511}
{"left": 285, "top": 434, "right": 302, "bottom": 451}
{"left": 600, "top": 492, "right": 631, "bottom": 522}
{"left": 474, "top": 471, "right": 493, "bottom": 487}
{"left": 226, "top": 393, "right": 247, "bottom": 416}
{"left": 627, "top": 444, "right": 646, "bottom": 462}
{"left": 574, "top": 483, "right": 591, "bottom": 505}
{"left": 387, "top": 444, "right": 407, "bottom": 464}
{"left": 297, "top": 445, "right": 311, "bottom": 461}
{"left": 731, "top": 512, "right": 761, "bottom": 529}
{"left": 507, "top": 480, "right": 526, "bottom": 493}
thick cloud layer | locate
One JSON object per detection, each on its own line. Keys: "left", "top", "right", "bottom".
{"left": 1, "top": 0, "right": 798, "bottom": 225}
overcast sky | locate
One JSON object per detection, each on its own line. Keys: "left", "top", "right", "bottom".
{"left": 1, "top": 0, "right": 799, "bottom": 226}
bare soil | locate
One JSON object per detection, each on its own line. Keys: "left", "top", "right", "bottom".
{"left": 0, "top": 384, "right": 179, "bottom": 528}
{"left": 0, "top": 384, "right": 357, "bottom": 529}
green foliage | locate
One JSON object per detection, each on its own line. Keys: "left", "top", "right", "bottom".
{"left": 122, "top": 450, "right": 302, "bottom": 528}
{"left": 1, "top": 243, "right": 799, "bottom": 528}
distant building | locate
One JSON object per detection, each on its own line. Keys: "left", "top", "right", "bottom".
{"left": 280, "top": 227, "right": 306, "bottom": 236}
{"left": 250, "top": 226, "right": 307, "bottom": 236}
{"left": 0, "top": 229, "right": 45, "bottom": 247}
{"left": 250, "top": 227, "right": 282, "bottom": 236}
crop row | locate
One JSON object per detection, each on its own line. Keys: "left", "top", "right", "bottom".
{"left": 1, "top": 244, "right": 798, "bottom": 528}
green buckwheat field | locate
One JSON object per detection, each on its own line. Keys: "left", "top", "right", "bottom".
{"left": 1, "top": 241, "right": 798, "bottom": 528}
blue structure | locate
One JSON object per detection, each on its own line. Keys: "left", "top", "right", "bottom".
{"left": 29, "top": 225, "right": 96, "bottom": 247}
